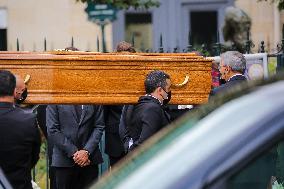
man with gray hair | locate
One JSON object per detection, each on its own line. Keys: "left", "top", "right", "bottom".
{"left": 211, "top": 51, "right": 247, "bottom": 95}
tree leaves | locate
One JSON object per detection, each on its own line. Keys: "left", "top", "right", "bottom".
{"left": 76, "top": 0, "right": 160, "bottom": 10}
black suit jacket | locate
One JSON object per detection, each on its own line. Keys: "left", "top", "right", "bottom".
{"left": 211, "top": 75, "right": 247, "bottom": 96}
{"left": 46, "top": 105, "right": 105, "bottom": 167}
{"left": 0, "top": 102, "right": 41, "bottom": 189}
{"left": 104, "top": 105, "right": 125, "bottom": 157}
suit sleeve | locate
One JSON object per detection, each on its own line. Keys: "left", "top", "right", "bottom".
{"left": 46, "top": 105, "right": 78, "bottom": 158}
{"left": 83, "top": 105, "right": 105, "bottom": 154}
{"left": 31, "top": 118, "right": 41, "bottom": 168}
{"left": 136, "top": 105, "right": 162, "bottom": 145}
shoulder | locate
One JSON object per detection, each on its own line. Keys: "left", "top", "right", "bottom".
{"left": 140, "top": 102, "right": 163, "bottom": 116}
{"left": 12, "top": 108, "right": 37, "bottom": 131}
{"left": 92, "top": 105, "right": 103, "bottom": 111}
{"left": 46, "top": 104, "right": 59, "bottom": 110}
{"left": 212, "top": 77, "right": 246, "bottom": 96}
{"left": 47, "top": 105, "right": 73, "bottom": 112}
{"left": 14, "top": 107, "right": 36, "bottom": 120}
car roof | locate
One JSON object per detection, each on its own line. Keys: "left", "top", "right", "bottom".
{"left": 93, "top": 76, "right": 284, "bottom": 189}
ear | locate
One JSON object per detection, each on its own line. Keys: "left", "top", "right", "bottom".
{"left": 157, "top": 86, "right": 163, "bottom": 93}
{"left": 226, "top": 66, "right": 232, "bottom": 72}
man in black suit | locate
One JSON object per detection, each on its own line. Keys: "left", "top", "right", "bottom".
{"left": 104, "top": 105, "right": 125, "bottom": 166}
{"left": 124, "top": 70, "right": 171, "bottom": 151}
{"left": 0, "top": 70, "right": 41, "bottom": 189}
{"left": 46, "top": 104, "right": 104, "bottom": 189}
{"left": 103, "top": 41, "right": 135, "bottom": 166}
{"left": 36, "top": 104, "right": 58, "bottom": 189}
{"left": 211, "top": 51, "right": 247, "bottom": 96}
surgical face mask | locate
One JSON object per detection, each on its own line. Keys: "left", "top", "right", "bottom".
{"left": 161, "top": 87, "right": 171, "bottom": 104}
{"left": 163, "top": 90, "right": 171, "bottom": 105}
{"left": 15, "top": 88, "right": 28, "bottom": 104}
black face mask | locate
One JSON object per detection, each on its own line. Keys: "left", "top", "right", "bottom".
{"left": 15, "top": 88, "right": 28, "bottom": 104}
{"left": 163, "top": 91, "right": 171, "bottom": 105}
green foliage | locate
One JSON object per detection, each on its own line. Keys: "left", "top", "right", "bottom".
{"left": 273, "top": 182, "right": 284, "bottom": 189}
{"left": 33, "top": 141, "right": 48, "bottom": 188}
{"left": 258, "top": 0, "right": 284, "bottom": 10}
{"left": 268, "top": 57, "right": 277, "bottom": 76}
{"left": 76, "top": 0, "right": 160, "bottom": 9}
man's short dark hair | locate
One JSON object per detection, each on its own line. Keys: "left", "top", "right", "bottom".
{"left": 65, "top": 47, "right": 79, "bottom": 51}
{"left": 144, "top": 70, "right": 170, "bottom": 94}
{"left": 0, "top": 70, "right": 16, "bottom": 97}
{"left": 116, "top": 41, "right": 136, "bottom": 53}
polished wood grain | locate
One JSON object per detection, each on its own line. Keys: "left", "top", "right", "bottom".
{"left": 0, "top": 51, "right": 212, "bottom": 105}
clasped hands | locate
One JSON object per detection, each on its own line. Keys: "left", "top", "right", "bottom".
{"left": 73, "top": 150, "right": 90, "bottom": 167}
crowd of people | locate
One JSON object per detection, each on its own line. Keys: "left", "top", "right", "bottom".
{"left": 0, "top": 42, "right": 247, "bottom": 189}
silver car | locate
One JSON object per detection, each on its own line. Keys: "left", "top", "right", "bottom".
{"left": 93, "top": 75, "right": 284, "bottom": 189}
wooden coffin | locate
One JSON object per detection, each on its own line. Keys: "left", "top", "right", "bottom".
{"left": 0, "top": 51, "right": 212, "bottom": 105}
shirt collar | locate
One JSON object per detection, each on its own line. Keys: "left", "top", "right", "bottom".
{"left": 228, "top": 74, "right": 245, "bottom": 82}
{"left": 145, "top": 94, "right": 163, "bottom": 105}
{"left": 0, "top": 102, "right": 15, "bottom": 108}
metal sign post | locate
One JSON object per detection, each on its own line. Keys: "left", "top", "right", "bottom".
{"left": 85, "top": 3, "right": 117, "bottom": 52}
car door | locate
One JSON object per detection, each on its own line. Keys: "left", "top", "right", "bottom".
{"left": 204, "top": 113, "right": 284, "bottom": 189}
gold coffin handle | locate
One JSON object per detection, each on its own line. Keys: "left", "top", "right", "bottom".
{"left": 24, "top": 74, "right": 31, "bottom": 84}
{"left": 172, "top": 75, "right": 190, "bottom": 88}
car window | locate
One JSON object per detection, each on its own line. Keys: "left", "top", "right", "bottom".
{"left": 226, "top": 140, "right": 284, "bottom": 189}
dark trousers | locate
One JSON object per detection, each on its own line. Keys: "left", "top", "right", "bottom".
{"left": 49, "top": 166, "right": 57, "bottom": 189}
{"left": 54, "top": 165, "right": 98, "bottom": 189}
{"left": 109, "top": 153, "right": 126, "bottom": 167}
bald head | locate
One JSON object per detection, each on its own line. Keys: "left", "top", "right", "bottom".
{"left": 15, "top": 75, "right": 26, "bottom": 100}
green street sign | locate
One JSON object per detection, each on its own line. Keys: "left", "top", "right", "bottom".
{"left": 85, "top": 3, "right": 117, "bottom": 22}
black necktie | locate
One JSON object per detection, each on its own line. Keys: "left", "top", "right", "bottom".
{"left": 75, "top": 105, "right": 82, "bottom": 120}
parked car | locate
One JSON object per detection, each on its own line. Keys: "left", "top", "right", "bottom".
{"left": 92, "top": 74, "right": 284, "bottom": 189}
{"left": 0, "top": 168, "right": 12, "bottom": 189}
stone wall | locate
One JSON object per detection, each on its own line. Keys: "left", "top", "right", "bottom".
{"left": 236, "top": 0, "right": 283, "bottom": 52}
{"left": 0, "top": 0, "right": 113, "bottom": 52}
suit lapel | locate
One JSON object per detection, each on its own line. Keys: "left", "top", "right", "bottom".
{"left": 71, "top": 105, "right": 80, "bottom": 123}
{"left": 79, "top": 105, "right": 88, "bottom": 125}
{"left": 229, "top": 75, "right": 247, "bottom": 82}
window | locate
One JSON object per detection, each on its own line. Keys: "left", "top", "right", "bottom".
{"left": 0, "top": 29, "right": 7, "bottom": 51}
{"left": 0, "top": 9, "right": 7, "bottom": 51}
{"left": 125, "top": 13, "right": 152, "bottom": 51}
{"left": 226, "top": 140, "right": 284, "bottom": 189}
{"left": 190, "top": 11, "right": 217, "bottom": 53}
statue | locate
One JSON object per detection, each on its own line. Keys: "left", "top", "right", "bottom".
{"left": 222, "top": 6, "right": 252, "bottom": 52}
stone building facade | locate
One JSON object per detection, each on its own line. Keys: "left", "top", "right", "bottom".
{"left": 0, "top": 0, "right": 283, "bottom": 52}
